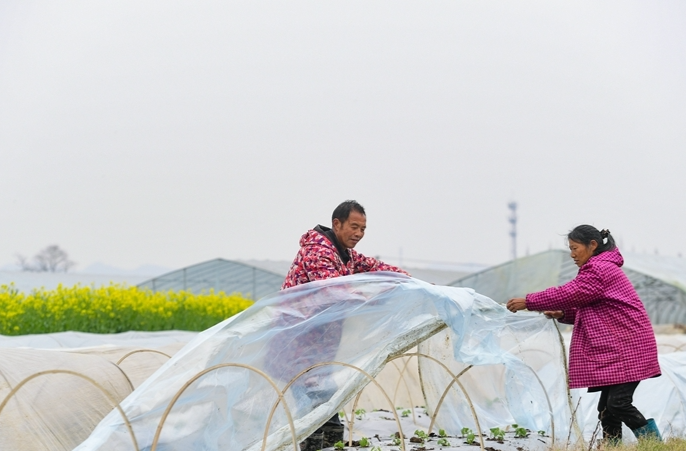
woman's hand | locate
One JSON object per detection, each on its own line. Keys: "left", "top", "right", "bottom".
{"left": 506, "top": 297, "right": 527, "bottom": 312}
{"left": 544, "top": 310, "right": 564, "bottom": 319}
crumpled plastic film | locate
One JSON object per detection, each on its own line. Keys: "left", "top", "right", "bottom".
{"left": 75, "top": 274, "right": 572, "bottom": 451}
{"left": 418, "top": 296, "right": 573, "bottom": 440}
{"left": 75, "top": 274, "right": 456, "bottom": 450}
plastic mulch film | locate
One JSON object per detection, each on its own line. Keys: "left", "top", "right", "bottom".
{"left": 0, "top": 348, "right": 134, "bottom": 451}
{"left": 75, "top": 273, "right": 572, "bottom": 451}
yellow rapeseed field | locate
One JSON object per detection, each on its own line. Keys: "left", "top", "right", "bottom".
{"left": 0, "top": 284, "right": 253, "bottom": 335}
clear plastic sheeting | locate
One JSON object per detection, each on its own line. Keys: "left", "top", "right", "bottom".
{"left": 1, "top": 274, "right": 684, "bottom": 450}
{"left": 75, "top": 273, "right": 574, "bottom": 451}
{"left": 349, "top": 348, "right": 423, "bottom": 412}
{"left": 418, "top": 313, "right": 572, "bottom": 441}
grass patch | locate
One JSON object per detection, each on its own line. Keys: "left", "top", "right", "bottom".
{"left": 551, "top": 437, "right": 686, "bottom": 451}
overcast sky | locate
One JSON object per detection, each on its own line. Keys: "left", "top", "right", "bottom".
{"left": 1, "top": 1, "right": 684, "bottom": 272}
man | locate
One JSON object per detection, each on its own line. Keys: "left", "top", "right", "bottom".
{"left": 282, "top": 200, "right": 408, "bottom": 451}
{"left": 283, "top": 200, "right": 408, "bottom": 289}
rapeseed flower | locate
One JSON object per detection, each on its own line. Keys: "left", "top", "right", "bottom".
{"left": 0, "top": 284, "right": 253, "bottom": 335}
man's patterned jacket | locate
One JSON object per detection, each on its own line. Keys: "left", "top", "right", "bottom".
{"left": 282, "top": 227, "right": 408, "bottom": 289}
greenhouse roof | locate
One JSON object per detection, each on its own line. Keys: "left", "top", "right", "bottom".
{"left": 239, "top": 259, "right": 474, "bottom": 286}
{"left": 449, "top": 249, "right": 686, "bottom": 324}
{"left": 138, "top": 258, "right": 474, "bottom": 300}
{"left": 622, "top": 252, "right": 686, "bottom": 293}
{"left": 137, "top": 259, "right": 285, "bottom": 300}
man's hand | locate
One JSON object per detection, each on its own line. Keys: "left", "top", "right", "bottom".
{"left": 544, "top": 310, "right": 564, "bottom": 319}
{"left": 506, "top": 297, "right": 527, "bottom": 312}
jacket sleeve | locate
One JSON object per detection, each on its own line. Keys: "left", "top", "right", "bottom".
{"left": 350, "top": 251, "right": 411, "bottom": 276}
{"left": 557, "top": 308, "right": 577, "bottom": 325}
{"left": 300, "top": 245, "right": 344, "bottom": 281}
{"left": 526, "top": 263, "right": 603, "bottom": 312}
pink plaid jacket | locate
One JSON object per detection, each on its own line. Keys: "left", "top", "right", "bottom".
{"left": 526, "top": 248, "right": 660, "bottom": 389}
{"left": 282, "top": 229, "right": 408, "bottom": 289}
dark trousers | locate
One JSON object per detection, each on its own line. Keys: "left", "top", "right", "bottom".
{"left": 597, "top": 381, "right": 648, "bottom": 440}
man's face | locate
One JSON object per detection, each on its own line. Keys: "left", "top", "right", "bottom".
{"left": 333, "top": 210, "right": 367, "bottom": 249}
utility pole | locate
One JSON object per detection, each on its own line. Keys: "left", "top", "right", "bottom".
{"left": 508, "top": 202, "right": 517, "bottom": 261}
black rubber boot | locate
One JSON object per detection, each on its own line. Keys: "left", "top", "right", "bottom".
{"left": 322, "top": 423, "right": 345, "bottom": 449}
{"left": 299, "top": 431, "right": 323, "bottom": 451}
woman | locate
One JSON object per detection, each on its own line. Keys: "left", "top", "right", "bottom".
{"left": 506, "top": 225, "right": 662, "bottom": 444}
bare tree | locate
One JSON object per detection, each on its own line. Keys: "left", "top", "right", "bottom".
{"left": 15, "top": 245, "right": 75, "bottom": 272}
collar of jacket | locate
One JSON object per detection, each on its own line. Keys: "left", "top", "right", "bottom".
{"left": 313, "top": 224, "right": 351, "bottom": 265}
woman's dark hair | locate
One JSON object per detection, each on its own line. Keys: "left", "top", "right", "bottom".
{"left": 568, "top": 225, "right": 616, "bottom": 255}
{"left": 332, "top": 200, "right": 366, "bottom": 224}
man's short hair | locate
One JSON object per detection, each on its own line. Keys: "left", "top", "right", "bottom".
{"left": 332, "top": 200, "right": 366, "bottom": 224}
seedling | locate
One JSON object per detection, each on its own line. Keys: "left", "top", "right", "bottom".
{"left": 334, "top": 440, "right": 345, "bottom": 450}
{"left": 371, "top": 447, "right": 382, "bottom": 451}
{"left": 396, "top": 406, "right": 404, "bottom": 410}
{"left": 461, "top": 427, "right": 473, "bottom": 437}
{"left": 338, "top": 411, "right": 345, "bottom": 418}
{"left": 538, "top": 430, "right": 546, "bottom": 436}
{"left": 355, "top": 408, "right": 367, "bottom": 420}
{"left": 359, "top": 436, "right": 370, "bottom": 447}
{"left": 392, "top": 437, "right": 402, "bottom": 446}
{"left": 490, "top": 427, "right": 505, "bottom": 441}
{"left": 514, "top": 426, "right": 528, "bottom": 438}
{"left": 414, "top": 430, "right": 428, "bottom": 439}
{"left": 465, "top": 431, "right": 476, "bottom": 444}
{"left": 438, "top": 428, "right": 447, "bottom": 437}
{"left": 437, "top": 437, "right": 451, "bottom": 446}
{"left": 401, "top": 409, "right": 412, "bottom": 417}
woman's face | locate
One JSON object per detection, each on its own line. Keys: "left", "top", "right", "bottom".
{"left": 568, "top": 239, "right": 597, "bottom": 267}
